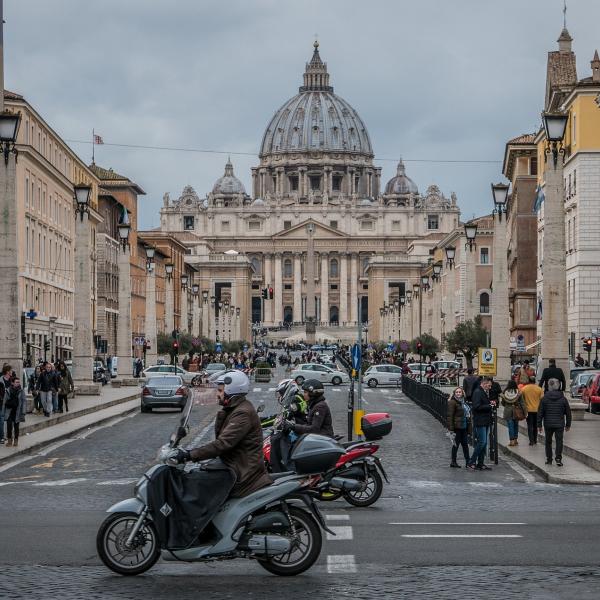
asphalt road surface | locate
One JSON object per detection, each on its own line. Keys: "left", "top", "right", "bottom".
{"left": 1, "top": 360, "right": 599, "bottom": 599}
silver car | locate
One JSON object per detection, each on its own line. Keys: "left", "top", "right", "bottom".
{"left": 570, "top": 371, "right": 600, "bottom": 398}
{"left": 142, "top": 365, "right": 195, "bottom": 385}
{"left": 291, "top": 363, "right": 350, "bottom": 385}
{"left": 141, "top": 375, "right": 189, "bottom": 413}
{"left": 364, "top": 364, "right": 403, "bottom": 387}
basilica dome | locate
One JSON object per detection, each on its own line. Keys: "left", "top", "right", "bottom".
{"left": 212, "top": 159, "right": 246, "bottom": 195}
{"left": 259, "top": 42, "right": 373, "bottom": 158}
{"left": 385, "top": 160, "right": 418, "bottom": 195}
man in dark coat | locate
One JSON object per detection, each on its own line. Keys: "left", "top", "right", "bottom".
{"left": 538, "top": 358, "right": 566, "bottom": 392}
{"left": 467, "top": 377, "right": 495, "bottom": 471}
{"left": 170, "top": 370, "right": 272, "bottom": 498}
{"left": 289, "top": 379, "right": 334, "bottom": 438}
{"left": 538, "top": 378, "right": 572, "bottom": 466}
{"left": 462, "top": 368, "right": 480, "bottom": 404}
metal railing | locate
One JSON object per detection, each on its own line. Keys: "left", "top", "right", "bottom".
{"left": 402, "top": 376, "right": 448, "bottom": 426}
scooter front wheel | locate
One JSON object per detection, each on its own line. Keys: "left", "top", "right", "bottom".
{"left": 96, "top": 511, "right": 160, "bottom": 576}
{"left": 258, "top": 507, "right": 322, "bottom": 576}
{"left": 343, "top": 469, "right": 383, "bottom": 507}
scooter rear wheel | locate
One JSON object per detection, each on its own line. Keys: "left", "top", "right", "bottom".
{"left": 258, "top": 507, "right": 322, "bottom": 576}
{"left": 343, "top": 469, "right": 383, "bottom": 507}
{"left": 97, "top": 511, "right": 160, "bottom": 576}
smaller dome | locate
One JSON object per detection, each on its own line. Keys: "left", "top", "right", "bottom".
{"left": 385, "top": 160, "right": 418, "bottom": 195}
{"left": 252, "top": 197, "right": 265, "bottom": 207}
{"left": 212, "top": 159, "right": 246, "bottom": 195}
{"left": 359, "top": 198, "right": 373, "bottom": 206}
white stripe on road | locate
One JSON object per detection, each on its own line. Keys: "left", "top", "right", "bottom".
{"left": 407, "top": 481, "right": 443, "bottom": 488}
{"left": 325, "top": 514, "right": 350, "bottom": 521}
{"left": 268, "top": 388, "right": 276, "bottom": 392}
{"left": 363, "top": 389, "right": 373, "bottom": 393}
{"left": 332, "top": 388, "right": 342, "bottom": 392}
{"left": 390, "top": 522, "right": 526, "bottom": 526}
{"left": 468, "top": 482, "right": 503, "bottom": 488}
{"left": 327, "top": 555, "right": 357, "bottom": 573}
{"left": 326, "top": 526, "right": 353, "bottom": 541}
{"left": 253, "top": 388, "right": 262, "bottom": 392}
{"left": 96, "top": 478, "right": 138, "bottom": 486}
{"left": 381, "top": 389, "right": 390, "bottom": 394}
{"left": 401, "top": 535, "right": 522, "bottom": 539}
{"left": 33, "top": 478, "right": 88, "bottom": 486}
{"left": 391, "top": 400, "right": 411, "bottom": 405}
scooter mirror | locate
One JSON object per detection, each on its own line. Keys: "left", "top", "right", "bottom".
{"left": 256, "top": 402, "right": 265, "bottom": 414}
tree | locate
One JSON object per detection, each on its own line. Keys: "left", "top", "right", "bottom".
{"left": 410, "top": 333, "right": 440, "bottom": 359}
{"left": 444, "top": 315, "right": 489, "bottom": 369}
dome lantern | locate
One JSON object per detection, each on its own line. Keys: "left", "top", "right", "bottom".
{"left": 384, "top": 159, "right": 418, "bottom": 195}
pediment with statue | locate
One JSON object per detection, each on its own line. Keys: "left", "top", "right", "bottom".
{"left": 273, "top": 218, "right": 349, "bottom": 239}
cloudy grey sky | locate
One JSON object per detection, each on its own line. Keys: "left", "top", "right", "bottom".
{"left": 5, "top": 0, "right": 600, "bottom": 228}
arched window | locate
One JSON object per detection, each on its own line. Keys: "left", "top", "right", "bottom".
{"left": 330, "top": 258, "right": 339, "bottom": 278}
{"left": 480, "top": 292, "right": 490, "bottom": 314}
{"left": 284, "top": 306, "right": 293, "bottom": 324}
{"left": 329, "top": 306, "right": 339, "bottom": 325}
{"left": 283, "top": 258, "right": 292, "bottom": 278}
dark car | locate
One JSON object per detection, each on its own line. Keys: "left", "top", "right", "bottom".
{"left": 141, "top": 375, "right": 189, "bottom": 413}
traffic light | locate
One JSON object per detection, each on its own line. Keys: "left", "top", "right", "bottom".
{"left": 262, "top": 288, "right": 268, "bottom": 299}
{"left": 596, "top": 337, "right": 600, "bottom": 350}
{"left": 44, "top": 339, "right": 50, "bottom": 352}
{"left": 269, "top": 286, "right": 274, "bottom": 300}
{"left": 171, "top": 329, "right": 179, "bottom": 339}
{"left": 416, "top": 340, "right": 423, "bottom": 354}
{"left": 583, "top": 338, "right": 593, "bottom": 352}
{"left": 172, "top": 341, "right": 179, "bottom": 354}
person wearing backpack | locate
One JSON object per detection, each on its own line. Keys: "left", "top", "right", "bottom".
{"left": 447, "top": 387, "right": 471, "bottom": 468}
{"left": 0, "top": 363, "right": 13, "bottom": 444}
{"left": 5, "top": 377, "right": 26, "bottom": 447}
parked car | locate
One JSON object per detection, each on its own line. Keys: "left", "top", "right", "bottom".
{"left": 141, "top": 375, "right": 189, "bottom": 413}
{"left": 570, "top": 370, "right": 600, "bottom": 398}
{"left": 142, "top": 364, "right": 195, "bottom": 385}
{"left": 431, "top": 360, "right": 461, "bottom": 371}
{"left": 202, "top": 363, "right": 228, "bottom": 377}
{"left": 364, "top": 364, "right": 403, "bottom": 387}
{"left": 291, "top": 363, "right": 350, "bottom": 385}
{"left": 407, "top": 363, "right": 436, "bottom": 376}
{"left": 581, "top": 372, "right": 600, "bottom": 413}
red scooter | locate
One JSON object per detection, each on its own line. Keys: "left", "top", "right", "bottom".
{"left": 263, "top": 412, "right": 391, "bottom": 507}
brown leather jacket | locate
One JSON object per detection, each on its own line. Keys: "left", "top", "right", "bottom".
{"left": 189, "top": 395, "right": 272, "bottom": 497}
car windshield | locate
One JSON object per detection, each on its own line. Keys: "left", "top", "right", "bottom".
{"left": 148, "top": 376, "right": 182, "bottom": 386}
{"left": 207, "top": 363, "right": 226, "bottom": 371}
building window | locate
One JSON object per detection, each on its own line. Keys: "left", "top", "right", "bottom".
{"left": 183, "top": 216, "right": 194, "bottom": 230}
{"left": 572, "top": 114, "right": 577, "bottom": 145}
{"left": 332, "top": 175, "right": 342, "bottom": 191}
{"left": 284, "top": 284, "right": 292, "bottom": 290}
{"left": 248, "top": 220, "right": 262, "bottom": 231}
{"left": 284, "top": 220, "right": 292, "bottom": 230}
{"left": 221, "top": 221, "right": 230, "bottom": 232}
{"left": 329, "top": 220, "right": 338, "bottom": 229}
{"left": 330, "top": 284, "right": 338, "bottom": 290}
{"left": 252, "top": 283, "right": 260, "bottom": 290}
{"left": 427, "top": 214, "right": 439, "bottom": 230}
{"left": 479, "top": 247, "right": 489, "bottom": 264}
{"left": 480, "top": 292, "right": 490, "bottom": 314}
{"left": 360, "top": 220, "right": 373, "bottom": 230}
{"left": 289, "top": 176, "right": 299, "bottom": 191}
{"left": 362, "top": 284, "right": 368, "bottom": 290}
{"left": 573, "top": 169, "right": 576, "bottom": 195}
{"left": 392, "top": 220, "right": 400, "bottom": 230}
{"left": 330, "top": 258, "right": 339, "bottom": 278}
{"left": 310, "top": 176, "right": 321, "bottom": 191}
{"left": 530, "top": 157, "right": 538, "bottom": 176}
{"left": 283, "top": 259, "right": 292, "bottom": 278}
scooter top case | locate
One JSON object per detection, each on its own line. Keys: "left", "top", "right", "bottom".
{"left": 361, "top": 412, "right": 392, "bottom": 441}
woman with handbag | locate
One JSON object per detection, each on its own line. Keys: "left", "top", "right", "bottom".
{"left": 28, "top": 366, "right": 42, "bottom": 414}
{"left": 447, "top": 387, "right": 471, "bottom": 468}
{"left": 500, "top": 380, "right": 527, "bottom": 446}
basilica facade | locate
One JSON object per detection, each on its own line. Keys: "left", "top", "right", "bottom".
{"left": 159, "top": 43, "right": 461, "bottom": 342}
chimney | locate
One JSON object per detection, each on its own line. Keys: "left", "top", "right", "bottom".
{"left": 592, "top": 50, "right": 600, "bottom": 83}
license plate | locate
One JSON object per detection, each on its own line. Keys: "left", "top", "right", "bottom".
{"left": 155, "top": 390, "right": 171, "bottom": 396}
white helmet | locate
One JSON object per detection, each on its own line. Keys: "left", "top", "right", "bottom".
{"left": 215, "top": 370, "right": 250, "bottom": 397}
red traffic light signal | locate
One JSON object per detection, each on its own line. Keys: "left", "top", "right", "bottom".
{"left": 416, "top": 341, "right": 423, "bottom": 353}
{"left": 583, "top": 338, "right": 593, "bottom": 352}
{"left": 596, "top": 337, "right": 600, "bottom": 350}
{"left": 269, "top": 287, "right": 274, "bottom": 300}
{"left": 172, "top": 341, "right": 179, "bottom": 351}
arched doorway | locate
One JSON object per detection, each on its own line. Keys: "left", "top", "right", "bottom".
{"left": 360, "top": 296, "right": 369, "bottom": 323}
{"left": 283, "top": 306, "right": 293, "bottom": 324}
{"left": 329, "top": 305, "right": 339, "bottom": 325}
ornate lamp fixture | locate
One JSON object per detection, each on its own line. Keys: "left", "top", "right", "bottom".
{"left": 464, "top": 222, "right": 478, "bottom": 252}
{"left": 445, "top": 246, "right": 456, "bottom": 269}
{"left": 0, "top": 110, "right": 21, "bottom": 165}
{"left": 74, "top": 183, "right": 92, "bottom": 221}
{"left": 491, "top": 182, "right": 510, "bottom": 221}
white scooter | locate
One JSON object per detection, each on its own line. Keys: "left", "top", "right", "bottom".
{"left": 96, "top": 399, "right": 346, "bottom": 577}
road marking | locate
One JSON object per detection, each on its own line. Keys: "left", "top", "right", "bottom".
{"left": 268, "top": 387, "right": 276, "bottom": 392}
{"left": 327, "top": 555, "right": 357, "bottom": 574}
{"left": 407, "top": 480, "right": 443, "bottom": 488}
{"left": 381, "top": 389, "right": 390, "bottom": 394}
{"left": 362, "top": 399, "right": 369, "bottom": 405}
{"left": 391, "top": 400, "right": 411, "bottom": 405}
{"left": 468, "top": 482, "right": 503, "bottom": 488}
{"left": 253, "top": 388, "right": 262, "bottom": 392}
{"left": 363, "top": 389, "right": 373, "bottom": 393}
{"left": 33, "top": 478, "right": 88, "bottom": 486}
{"left": 0, "top": 481, "right": 21, "bottom": 487}
{"left": 97, "top": 478, "right": 138, "bottom": 486}
{"left": 390, "top": 522, "right": 526, "bottom": 526}
{"left": 401, "top": 535, "right": 522, "bottom": 539}
{"left": 325, "top": 514, "right": 350, "bottom": 521}
{"left": 332, "top": 388, "right": 341, "bottom": 392}
{"left": 326, "top": 526, "right": 353, "bottom": 541}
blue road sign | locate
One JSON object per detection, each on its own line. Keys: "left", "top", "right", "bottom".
{"left": 243, "top": 344, "right": 248, "bottom": 352}
{"left": 351, "top": 343, "right": 362, "bottom": 370}
{"left": 215, "top": 343, "right": 222, "bottom": 353}
{"left": 387, "top": 343, "right": 394, "bottom": 351}
{"left": 26, "top": 309, "right": 37, "bottom": 320}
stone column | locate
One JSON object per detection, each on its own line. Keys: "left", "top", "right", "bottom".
{"left": 201, "top": 296, "right": 209, "bottom": 338}
{"left": 192, "top": 295, "right": 200, "bottom": 337}
{"left": 350, "top": 253, "right": 358, "bottom": 325}
{"left": 339, "top": 254, "right": 348, "bottom": 324}
{"left": 0, "top": 145, "right": 22, "bottom": 377}
{"left": 264, "top": 254, "right": 273, "bottom": 325}
{"left": 165, "top": 275, "right": 174, "bottom": 334}
{"left": 116, "top": 245, "right": 133, "bottom": 379}
{"left": 464, "top": 244, "right": 477, "bottom": 322}
{"left": 73, "top": 213, "right": 99, "bottom": 393}
{"left": 320, "top": 253, "right": 329, "bottom": 324}
{"left": 180, "top": 283, "right": 188, "bottom": 333}
{"left": 208, "top": 300, "right": 215, "bottom": 341}
{"left": 145, "top": 266, "right": 158, "bottom": 366}
{"left": 274, "top": 253, "right": 283, "bottom": 324}
{"left": 492, "top": 214, "right": 512, "bottom": 384}
{"left": 293, "top": 253, "right": 302, "bottom": 323}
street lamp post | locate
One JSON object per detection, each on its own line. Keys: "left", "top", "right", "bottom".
{"left": 201, "top": 290, "right": 209, "bottom": 338}
{"left": 164, "top": 262, "right": 175, "bottom": 334}
{"left": 116, "top": 220, "right": 133, "bottom": 380}
{"left": 144, "top": 246, "right": 158, "bottom": 366}
{"left": 540, "top": 111, "right": 572, "bottom": 392}
{"left": 191, "top": 282, "right": 200, "bottom": 337}
{"left": 463, "top": 222, "right": 478, "bottom": 321}
{"left": 491, "top": 182, "right": 512, "bottom": 384}
{"left": 180, "top": 274, "right": 188, "bottom": 334}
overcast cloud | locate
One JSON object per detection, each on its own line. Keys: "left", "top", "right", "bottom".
{"left": 5, "top": 0, "right": 600, "bottom": 228}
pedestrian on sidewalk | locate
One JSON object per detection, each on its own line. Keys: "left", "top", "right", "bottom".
{"left": 539, "top": 358, "right": 566, "bottom": 392}
{"left": 537, "top": 378, "right": 572, "bottom": 467}
{"left": 515, "top": 360, "right": 534, "bottom": 389}
{"left": 36, "top": 362, "right": 59, "bottom": 417}
{"left": 57, "top": 362, "right": 74, "bottom": 413}
{"left": 5, "top": 377, "right": 26, "bottom": 447}
{"left": 28, "top": 366, "right": 43, "bottom": 414}
{"left": 521, "top": 376, "right": 543, "bottom": 445}
{"left": 467, "top": 377, "right": 495, "bottom": 471}
{"left": 462, "top": 368, "right": 479, "bottom": 405}
{"left": 447, "top": 387, "right": 471, "bottom": 468}
{"left": 0, "top": 364, "right": 14, "bottom": 444}
{"left": 500, "top": 380, "right": 526, "bottom": 446}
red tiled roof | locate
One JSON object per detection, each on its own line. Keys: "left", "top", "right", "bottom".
{"left": 508, "top": 133, "right": 536, "bottom": 145}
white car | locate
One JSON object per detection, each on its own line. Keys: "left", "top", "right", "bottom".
{"left": 142, "top": 365, "right": 195, "bottom": 385}
{"left": 364, "top": 364, "right": 403, "bottom": 387}
{"left": 291, "top": 363, "right": 350, "bottom": 386}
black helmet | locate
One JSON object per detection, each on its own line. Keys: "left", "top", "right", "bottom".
{"left": 301, "top": 379, "right": 324, "bottom": 398}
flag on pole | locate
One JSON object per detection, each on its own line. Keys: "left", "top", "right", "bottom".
{"left": 94, "top": 134, "right": 104, "bottom": 145}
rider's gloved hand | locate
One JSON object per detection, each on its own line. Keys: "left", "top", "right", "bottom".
{"left": 166, "top": 448, "right": 191, "bottom": 466}
{"left": 282, "top": 419, "right": 296, "bottom": 433}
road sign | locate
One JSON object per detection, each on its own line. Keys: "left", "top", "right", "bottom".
{"left": 478, "top": 347, "right": 497, "bottom": 376}
{"left": 26, "top": 309, "right": 37, "bottom": 320}
{"left": 387, "top": 343, "right": 394, "bottom": 352}
{"left": 215, "top": 343, "right": 222, "bottom": 353}
{"left": 243, "top": 344, "right": 248, "bottom": 352}
{"left": 351, "top": 343, "right": 362, "bottom": 370}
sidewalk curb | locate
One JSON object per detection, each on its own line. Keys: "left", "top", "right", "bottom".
{"left": 0, "top": 400, "right": 139, "bottom": 467}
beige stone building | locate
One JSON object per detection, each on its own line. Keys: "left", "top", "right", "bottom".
{"left": 159, "top": 43, "right": 461, "bottom": 343}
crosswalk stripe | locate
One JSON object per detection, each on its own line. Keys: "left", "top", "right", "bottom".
{"left": 253, "top": 387, "right": 262, "bottom": 392}
{"left": 402, "top": 534, "right": 522, "bottom": 539}
{"left": 33, "top": 478, "right": 88, "bottom": 487}
{"left": 96, "top": 479, "right": 138, "bottom": 486}
{"left": 327, "top": 555, "right": 357, "bottom": 573}
{"left": 268, "top": 388, "right": 276, "bottom": 392}
{"left": 407, "top": 480, "right": 443, "bottom": 488}
{"left": 332, "top": 388, "right": 341, "bottom": 392}
{"left": 325, "top": 514, "right": 350, "bottom": 521}
{"left": 390, "top": 522, "right": 526, "bottom": 526}
{"left": 468, "top": 482, "right": 502, "bottom": 488}
{"left": 327, "top": 526, "right": 353, "bottom": 541}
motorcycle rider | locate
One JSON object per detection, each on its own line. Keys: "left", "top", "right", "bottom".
{"left": 286, "top": 379, "right": 334, "bottom": 438}
{"left": 168, "top": 371, "right": 272, "bottom": 497}
{"left": 276, "top": 378, "right": 308, "bottom": 424}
